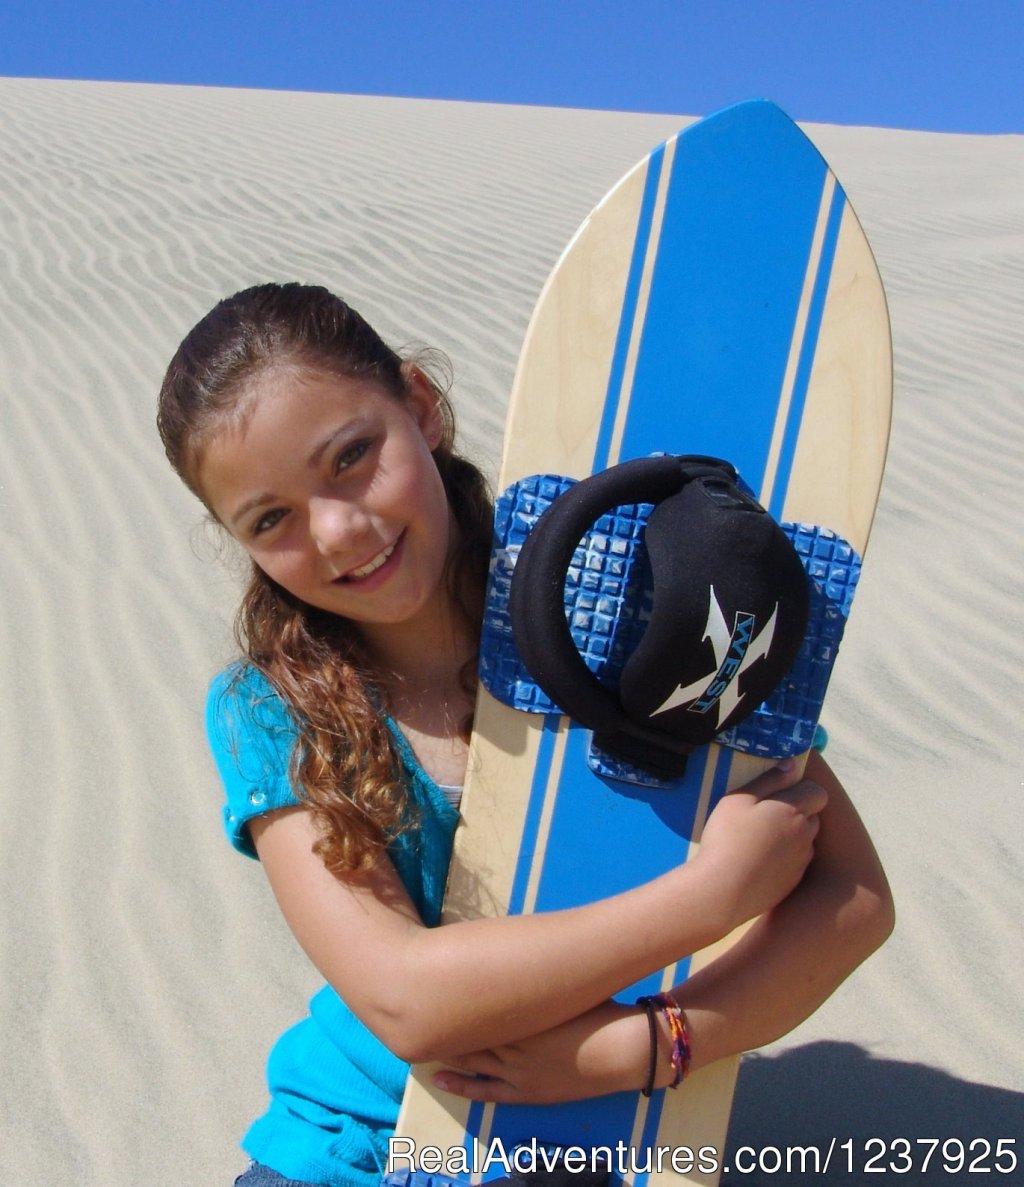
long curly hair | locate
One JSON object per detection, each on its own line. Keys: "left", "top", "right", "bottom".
{"left": 158, "top": 283, "right": 492, "bottom": 874}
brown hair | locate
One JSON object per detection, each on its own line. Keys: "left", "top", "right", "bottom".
{"left": 158, "top": 283, "right": 492, "bottom": 873}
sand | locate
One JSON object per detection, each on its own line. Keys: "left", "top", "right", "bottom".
{"left": 0, "top": 77, "right": 1020, "bottom": 1185}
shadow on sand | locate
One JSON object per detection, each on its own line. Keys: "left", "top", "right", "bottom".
{"left": 724, "top": 1041, "right": 1022, "bottom": 1184}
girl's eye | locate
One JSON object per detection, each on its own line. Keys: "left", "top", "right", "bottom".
{"left": 334, "top": 439, "right": 372, "bottom": 473}
{"left": 251, "top": 508, "right": 286, "bottom": 537}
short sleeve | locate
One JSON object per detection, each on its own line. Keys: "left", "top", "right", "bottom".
{"left": 206, "top": 663, "right": 303, "bottom": 859}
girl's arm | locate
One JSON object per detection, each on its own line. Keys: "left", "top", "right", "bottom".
{"left": 249, "top": 761, "right": 825, "bottom": 1063}
{"left": 674, "top": 749, "right": 894, "bottom": 1065}
{"left": 434, "top": 750, "right": 893, "bottom": 1102}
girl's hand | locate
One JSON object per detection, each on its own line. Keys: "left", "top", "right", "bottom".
{"left": 694, "top": 761, "right": 828, "bottom": 931}
{"left": 431, "top": 1001, "right": 646, "bottom": 1104}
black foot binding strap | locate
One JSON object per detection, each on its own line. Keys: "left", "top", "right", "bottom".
{"left": 508, "top": 455, "right": 810, "bottom": 780}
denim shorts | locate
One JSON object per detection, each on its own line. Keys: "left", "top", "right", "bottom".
{"left": 234, "top": 1161, "right": 324, "bottom": 1186}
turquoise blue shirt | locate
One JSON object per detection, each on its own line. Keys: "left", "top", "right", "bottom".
{"left": 206, "top": 664, "right": 459, "bottom": 1187}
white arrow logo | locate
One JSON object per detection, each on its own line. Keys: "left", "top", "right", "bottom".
{"left": 651, "top": 585, "right": 779, "bottom": 728}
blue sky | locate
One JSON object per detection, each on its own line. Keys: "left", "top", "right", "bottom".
{"left": 1, "top": 0, "right": 1020, "bottom": 134}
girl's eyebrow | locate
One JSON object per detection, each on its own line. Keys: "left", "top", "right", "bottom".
{"left": 307, "top": 417, "right": 370, "bottom": 467}
{"left": 230, "top": 491, "right": 276, "bottom": 529}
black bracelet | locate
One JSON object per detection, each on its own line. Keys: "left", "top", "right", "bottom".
{"left": 637, "top": 996, "right": 658, "bottom": 1097}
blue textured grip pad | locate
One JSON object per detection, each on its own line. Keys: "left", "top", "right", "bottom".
{"left": 384, "top": 1172, "right": 465, "bottom": 1187}
{"left": 480, "top": 473, "right": 860, "bottom": 785}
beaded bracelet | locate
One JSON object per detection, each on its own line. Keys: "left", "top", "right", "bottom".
{"left": 637, "top": 991, "right": 692, "bottom": 1091}
{"left": 656, "top": 991, "right": 692, "bottom": 1087}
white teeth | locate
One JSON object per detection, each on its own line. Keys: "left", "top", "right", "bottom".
{"left": 348, "top": 542, "right": 396, "bottom": 579}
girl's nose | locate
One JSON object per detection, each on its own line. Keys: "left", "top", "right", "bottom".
{"left": 308, "top": 497, "right": 367, "bottom": 558}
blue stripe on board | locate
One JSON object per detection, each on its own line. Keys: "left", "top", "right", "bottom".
{"left": 592, "top": 145, "right": 665, "bottom": 473}
{"left": 618, "top": 105, "right": 829, "bottom": 494}
{"left": 463, "top": 1101, "right": 485, "bottom": 1167}
{"left": 465, "top": 717, "right": 561, "bottom": 1161}
{"left": 628, "top": 752, "right": 738, "bottom": 1186}
{"left": 710, "top": 744, "right": 737, "bottom": 805}
{"left": 633, "top": 1087, "right": 669, "bottom": 1187}
{"left": 465, "top": 712, "right": 560, "bottom": 1168}
{"left": 768, "top": 184, "right": 847, "bottom": 520}
{"left": 506, "top": 715, "right": 563, "bottom": 916}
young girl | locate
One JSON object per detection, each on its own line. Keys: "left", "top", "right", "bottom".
{"left": 158, "top": 282, "right": 893, "bottom": 1187}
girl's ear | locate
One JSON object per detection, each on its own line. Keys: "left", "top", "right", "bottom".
{"left": 403, "top": 363, "right": 444, "bottom": 450}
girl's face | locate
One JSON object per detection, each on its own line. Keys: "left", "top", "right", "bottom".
{"left": 197, "top": 364, "right": 454, "bottom": 634}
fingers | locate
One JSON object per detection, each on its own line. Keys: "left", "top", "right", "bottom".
{"left": 731, "top": 759, "right": 829, "bottom": 816}
{"left": 775, "top": 778, "right": 829, "bottom": 817}
{"left": 731, "top": 758, "right": 800, "bottom": 800}
{"left": 432, "top": 1069, "right": 515, "bottom": 1104}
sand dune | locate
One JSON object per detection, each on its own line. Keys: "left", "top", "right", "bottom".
{"left": 1, "top": 77, "right": 1021, "bottom": 1185}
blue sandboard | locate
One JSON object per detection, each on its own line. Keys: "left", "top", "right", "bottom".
{"left": 390, "top": 100, "right": 891, "bottom": 1187}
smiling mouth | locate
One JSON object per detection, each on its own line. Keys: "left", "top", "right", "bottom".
{"left": 340, "top": 540, "right": 398, "bottom": 582}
